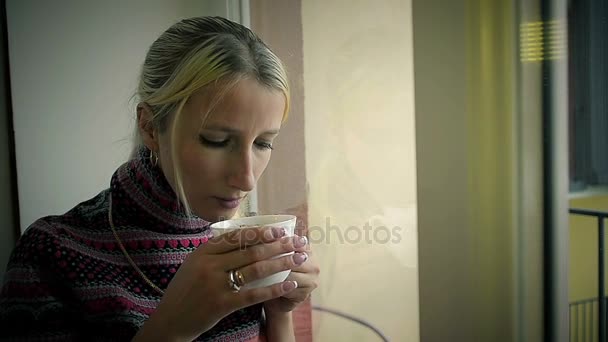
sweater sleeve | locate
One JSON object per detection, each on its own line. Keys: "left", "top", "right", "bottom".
{"left": 0, "top": 220, "right": 79, "bottom": 340}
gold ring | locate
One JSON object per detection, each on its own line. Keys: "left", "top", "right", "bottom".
{"left": 228, "top": 270, "right": 240, "bottom": 292}
{"left": 234, "top": 269, "right": 246, "bottom": 287}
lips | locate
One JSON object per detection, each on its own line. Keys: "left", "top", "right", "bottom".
{"left": 214, "top": 196, "right": 243, "bottom": 209}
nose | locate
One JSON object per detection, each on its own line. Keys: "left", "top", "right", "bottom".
{"left": 227, "top": 147, "right": 256, "bottom": 192}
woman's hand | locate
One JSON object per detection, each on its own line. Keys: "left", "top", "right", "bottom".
{"left": 263, "top": 238, "right": 319, "bottom": 315}
{"left": 134, "top": 226, "right": 308, "bottom": 342}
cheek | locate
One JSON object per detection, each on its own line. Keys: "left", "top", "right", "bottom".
{"left": 253, "top": 153, "right": 272, "bottom": 179}
{"left": 178, "top": 146, "right": 224, "bottom": 187}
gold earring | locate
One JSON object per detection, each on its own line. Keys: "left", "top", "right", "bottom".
{"left": 149, "top": 150, "right": 159, "bottom": 167}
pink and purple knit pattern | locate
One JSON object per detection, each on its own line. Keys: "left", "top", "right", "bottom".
{"left": 0, "top": 149, "right": 265, "bottom": 341}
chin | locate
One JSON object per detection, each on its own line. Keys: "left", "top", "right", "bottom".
{"left": 196, "top": 208, "right": 238, "bottom": 223}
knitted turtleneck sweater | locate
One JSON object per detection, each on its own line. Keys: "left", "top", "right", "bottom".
{"left": 0, "top": 149, "right": 265, "bottom": 341}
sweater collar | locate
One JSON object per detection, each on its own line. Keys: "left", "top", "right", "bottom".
{"left": 109, "top": 147, "right": 210, "bottom": 234}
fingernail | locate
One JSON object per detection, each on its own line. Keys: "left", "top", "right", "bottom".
{"left": 282, "top": 281, "right": 298, "bottom": 292}
{"left": 293, "top": 252, "right": 308, "bottom": 265}
{"left": 272, "top": 227, "right": 286, "bottom": 238}
{"left": 294, "top": 235, "right": 308, "bottom": 248}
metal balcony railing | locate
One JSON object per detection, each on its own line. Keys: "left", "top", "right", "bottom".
{"left": 569, "top": 208, "right": 607, "bottom": 342}
{"left": 569, "top": 297, "right": 604, "bottom": 342}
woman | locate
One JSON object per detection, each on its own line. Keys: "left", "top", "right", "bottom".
{"left": 0, "top": 16, "right": 319, "bottom": 341}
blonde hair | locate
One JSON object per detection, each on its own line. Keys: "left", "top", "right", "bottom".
{"left": 132, "top": 16, "right": 290, "bottom": 215}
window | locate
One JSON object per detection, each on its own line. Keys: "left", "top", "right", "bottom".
{"left": 568, "top": 0, "right": 608, "bottom": 193}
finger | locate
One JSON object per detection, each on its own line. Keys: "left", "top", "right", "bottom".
{"left": 203, "top": 226, "right": 286, "bottom": 254}
{"left": 289, "top": 258, "right": 317, "bottom": 273}
{"left": 278, "top": 287, "right": 311, "bottom": 303}
{"left": 282, "top": 268, "right": 316, "bottom": 288}
{"left": 223, "top": 235, "right": 309, "bottom": 270}
{"left": 277, "top": 272, "right": 316, "bottom": 303}
{"left": 233, "top": 280, "right": 299, "bottom": 309}
{"left": 235, "top": 251, "right": 309, "bottom": 285}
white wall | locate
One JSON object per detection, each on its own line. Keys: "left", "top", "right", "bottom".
{"left": 7, "top": 0, "right": 233, "bottom": 232}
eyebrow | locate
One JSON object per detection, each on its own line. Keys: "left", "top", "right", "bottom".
{"left": 202, "top": 125, "right": 280, "bottom": 135}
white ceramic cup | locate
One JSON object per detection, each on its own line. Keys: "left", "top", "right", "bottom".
{"left": 209, "top": 214, "right": 297, "bottom": 290}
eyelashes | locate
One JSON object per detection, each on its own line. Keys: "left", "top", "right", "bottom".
{"left": 255, "top": 141, "right": 274, "bottom": 150}
{"left": 199, "top": 136, "right": 229, "bottom": 148}
{"left": 198, "top": 136, "right": 274, "bottom": 151}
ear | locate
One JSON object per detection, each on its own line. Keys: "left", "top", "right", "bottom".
{"left": 137, "top": 103, "right": 159, "bottom": 152}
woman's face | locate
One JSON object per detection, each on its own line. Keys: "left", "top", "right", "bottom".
{"left": 157, "top": 78, "right": 285, "bottom": 222}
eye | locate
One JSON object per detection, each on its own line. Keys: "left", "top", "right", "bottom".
{"left": 199, "top": 135, "right": 229, "bottom": 148}
{"left": 255, "top": 140, "right": 274, "bottom": 150}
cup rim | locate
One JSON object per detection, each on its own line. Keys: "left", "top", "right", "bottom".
{"left": 209, "top": 214, "right": 296, "bottom": 229}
